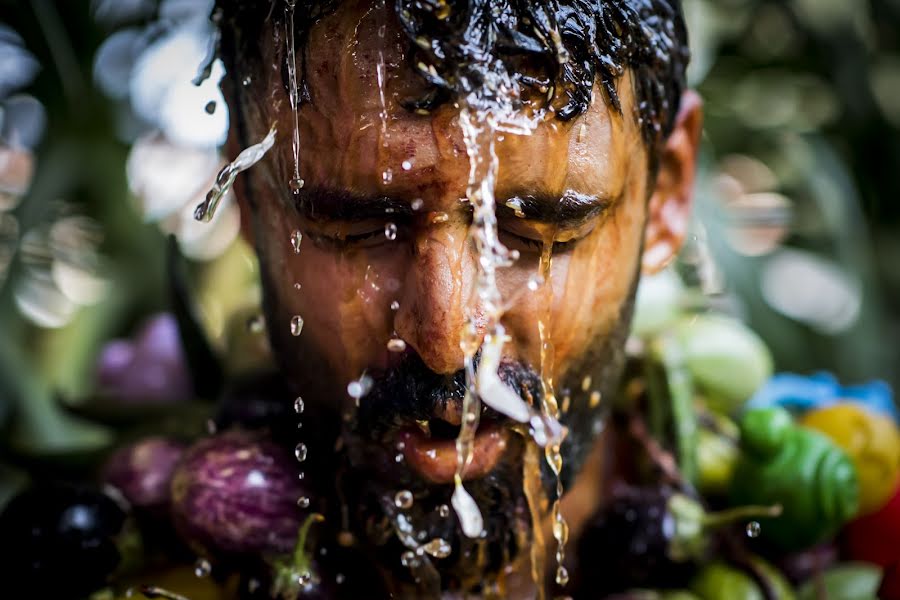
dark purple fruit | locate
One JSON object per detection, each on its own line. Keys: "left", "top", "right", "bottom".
{"left": 102, "top": 436, "right": 185, "bottom": 514}
{"left": 96, "top": 313, "right": 192, "bottom": 402}
{"left": 0, "top": 483, "right": 132, "bottom": 596}
{"left": 170, "top": 430, "right": 307, "bottom": 558}
{"left": 576, "top": 485, "right": 689, "bottom": 596}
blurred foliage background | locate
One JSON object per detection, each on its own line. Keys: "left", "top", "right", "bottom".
{"left": 0, "top": 0, "right": 898, "bottom": 502}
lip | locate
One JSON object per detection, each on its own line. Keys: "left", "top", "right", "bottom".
{"left": 398, "top": 423, "right": 509, "bottom": 484}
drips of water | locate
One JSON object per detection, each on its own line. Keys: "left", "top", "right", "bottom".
{"left": 294, "top": 396, "right": 305, "bottom": 414}
{"left": 297, "top": 496, "right": 311, "bottom": 508}
{"left": 193, "top": 558, "right": 211, "bottom": 578}
{"left": 746, "top": 521, "right": 761, "bottom": 538}
{"left": 390, "top": 300, "right": 400, "bottom": 311}
{"left": 290, "top": 315, "right": 304, "bottom": 336}
{"left": 284, "top": 0, "right": 303, "bottom": 195}
{"left": 291, "top": 229, "right": 303, "bottom": 253}
{"left": 194, "top": 125, "right": 276, "bottom": 222}
{"left": 295, "top": 442, "right": 308, "bottom": 462}
{"left": 422, "top": 537, "right": 452, "bottom": 559}
{"left": 523, "top": 441, "right": 548, "bottom": 600}
{"left": 384, "top": 222, "right": 398, "bottom": 240}
{"left": 387, "top": 338, "right": 407, "bottom": 352}
{"left": 347, "top": 374, "right": 373, "bottom": 401}
{"left": 437, "top": 504, "right": 450, "bottom": 518}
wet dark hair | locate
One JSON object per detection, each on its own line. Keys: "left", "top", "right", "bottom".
{"left": 215, "top": 0, "right": 689, "bottom": 149}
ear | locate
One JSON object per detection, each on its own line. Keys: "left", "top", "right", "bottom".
{"left": 642, "top": 91, "right": 703, "bottom": 274}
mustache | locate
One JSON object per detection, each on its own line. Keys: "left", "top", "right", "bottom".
{"left": 352, "top": 350, "right": 544, "bottom": 438}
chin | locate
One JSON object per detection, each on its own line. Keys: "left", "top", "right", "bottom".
{"left": 337, "top": 425, "right": 535, "bottom": 593}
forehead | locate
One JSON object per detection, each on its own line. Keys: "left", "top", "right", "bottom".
{"left": 250, "top": 0, "right": 648, "bottom": 203}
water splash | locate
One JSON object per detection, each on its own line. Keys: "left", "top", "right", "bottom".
{"left": 284, "top": 0, "right": 303, "bottom": 193}
{"left": 194, "top": 125, "right": 276, "bottom": 222}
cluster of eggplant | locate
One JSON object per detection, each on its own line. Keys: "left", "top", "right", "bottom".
{"left": 0, "top": 299, "right": 351, "bottom": 599}
{"left": 574, "top": 288, "right": 900, "bottom": 600}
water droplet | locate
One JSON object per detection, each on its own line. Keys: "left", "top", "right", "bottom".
{"left": 291, "top": 315, "right": 304, "bottom": 336}
{"left": 194, "top": 558, "right": 212, "bottom": 578}
{"left": 394, "top": 490, "right": 414, "bottom": 509}
{"left": 297, "top": 496, "right": 310, "bottom": 508}
{"left": 298, "top": 472, "right": 305, "bottom": 480}
{"left": 347, "top": 375, "right": 373, "bottom": 400}
{"left": 291, "top": 230, "right": 303, "bottom": 253}
{"left": 395, "top": 453, "right": 404, "bottom": 463}
{"left": 382, "top": 169, "right": 393, "bottom": 184}
{"left": 423, "top": 538, "right": 452, "bottom": 559}
{"left": 527, "top": 274, "right": 544, "bottom": 291}
{"left": 297, "top": 572, "right": 311, "bottom": 587}
{"left": 290, "top": 177, "right": 305, "bottom": 193}
{"left": 204, "top": 100, "right": 216, "bottom": 114}
{"left": 411, "top": 198, "right": 424, "bottom": 211}
{"left": 390, "top": 300, "right": 400, "bottom": 311}
{"left": 438, "top": 504, "right": 450, "bottom": 518}
{"left": 581, "top": 376, "right": 592, "bottom": 391}
{"left": 293, "top": 282, "right": 302, "bottom": 290}
{"left": 387, "top": 338, "right": 407, "bottom": 352}
{"left": 247, "top": 578, "right": 261, "bottom": 593}
{"left": 429, "top": 211, "right": 449, "bottom": 224}
{"left": 242, "top": 75, "right": 252, "bottom": 86}
{"left": 400, "top": 550, "right": 416, "bottom": 568}
{"left": 247, "top": 314, "right": 265, "bottom": 333}
{"left": 401, "top": 160, "right": 413, "bottom": 171}
{"left": 589, "top": 391, "right": 601, "bottom": 409}
{"left": 385, "top": 222, "right": 397, "bottom": 240}
{"left": 295, "top": 442, "right": 308, "bottom": 462}
{"left": 505, "top": 197, "right": 525, "bottom": 218}
{"left": 205, "top": 419, "right": 217, "bottom": 435}
{"left": 294, "top": 396, "right": 305, "bottom": 414}
{"left": 335, "top": 573, "right": 345, "bottom": 585}
{"left": 746, "top": 521, "right": 761, "bottom": 538}
{"left": 556, "top": 565, "right": 569, "bottom": 586}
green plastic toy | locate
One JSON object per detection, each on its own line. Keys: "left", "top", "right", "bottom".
{"left": 730, "top": 407, "right": 860, "bottom": 550}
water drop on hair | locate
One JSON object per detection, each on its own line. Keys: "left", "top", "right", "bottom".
{"left": 411, "top": 198, "right": 423, "bottom": 211}
{"left": 394, "top": 490, "right": 414, "bottom": 509}
{"left": 382, "top": 169, "right": 393, "bottom": 184}
{"left": 384, "top": 222, "right": 397, "bottom": 240}
{"left": 290, "top": 177, "right": 305, "bottom": 193}
{"left": 438, "top": 504, "right": 450, "bottom": 518}
{"left": 390, "top": 300, "right": 400, "bottom": 311}
{"left": 291, "top": 230, "right": 302, "bottom": 253}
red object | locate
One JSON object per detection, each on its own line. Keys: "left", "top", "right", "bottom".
{"left": 845, "top": 484, "right": 900, "bottom": 568}
{"left": 879, "top": 560, "right": 900, "bottom": 600}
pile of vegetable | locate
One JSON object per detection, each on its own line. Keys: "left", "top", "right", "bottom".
{"left": 572, "top": 273, "right": 900, "bottom": 599}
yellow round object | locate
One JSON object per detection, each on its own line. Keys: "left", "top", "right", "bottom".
{"left": 802, "top": 403, "right": 900, "bottom": 515}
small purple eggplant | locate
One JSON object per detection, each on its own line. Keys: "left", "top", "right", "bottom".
{"left": 96, "top": 313, "right": 192, "bottom": 402}
{"left": 102, "top": 436, "right": 185, "bottom": 514}
{"left": 170, "top": 430, "right": 307, "bottom": 558}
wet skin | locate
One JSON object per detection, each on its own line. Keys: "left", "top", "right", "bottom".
{"left": 228, "top": 0, "right": 702, "bottom": 595}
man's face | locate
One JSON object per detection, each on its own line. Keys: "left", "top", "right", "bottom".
{"left": 231, "top": 0, "right": 695, "bottom": 590}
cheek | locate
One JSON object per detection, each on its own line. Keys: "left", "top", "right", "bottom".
{"left": 501, "top": 193, "right": 646, "bottom": 374}
{"left": 254, "top": 203, "right": 403, "bottom": 379}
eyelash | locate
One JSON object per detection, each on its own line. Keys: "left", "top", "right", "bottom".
{"left": 505, "top": 231, "right": 577, "bottom": 254}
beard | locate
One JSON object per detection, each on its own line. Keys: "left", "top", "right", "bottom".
{"left": 257, "top": 258, "right": 638, "bottom": 596}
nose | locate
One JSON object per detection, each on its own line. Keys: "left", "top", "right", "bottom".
{"left": 394, "top": 223, "right": 481, "bottom": 375}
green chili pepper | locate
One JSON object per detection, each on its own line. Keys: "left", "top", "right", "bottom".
{"left": 731, "top": 407, "right": 860, "bottom": 550}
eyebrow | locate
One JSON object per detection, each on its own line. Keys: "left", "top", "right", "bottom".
{"left": 292, "top": 186, "right": 414, "bottom": 222}
{"left": 499, "top": 191, "right": 616, "bottom": 228}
